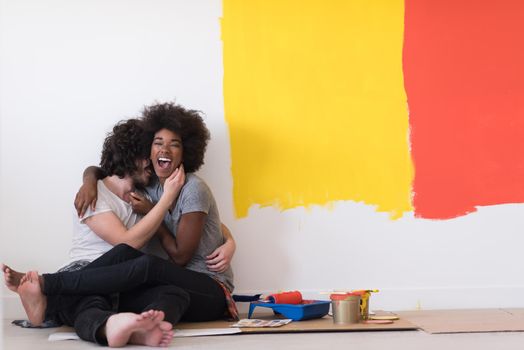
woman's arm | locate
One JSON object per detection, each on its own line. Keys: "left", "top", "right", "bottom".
{"left": 85, "top": 166, "right": 185, "bottom": 249}
{"left": 158, "top": 221, "right": 235, "bottom": 272}
{"left": 156, "top": 212, "right": 206, "bottom": 266}
{"left": 74, "top": 166, "right": 105, "bottom": 217}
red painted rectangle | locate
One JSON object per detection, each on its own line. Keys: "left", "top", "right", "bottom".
{"left": 404, "top": 0, "right": 524, "bottom": 219}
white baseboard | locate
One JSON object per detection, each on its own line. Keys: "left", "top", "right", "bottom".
{"left": 4, "top": 286, "right": 524, "bottom": 320}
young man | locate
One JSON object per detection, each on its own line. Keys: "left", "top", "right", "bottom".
{"left": 3, "top": 119, "right": 187, "bottom": 347}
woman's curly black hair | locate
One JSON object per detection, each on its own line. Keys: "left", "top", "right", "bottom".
{"left": 141, "top": 102, "right": 210, "bottom": 173}
{"left": 100, "top": 118, "right": 150, "bottom": 177}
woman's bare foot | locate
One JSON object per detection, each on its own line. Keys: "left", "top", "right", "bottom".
{"left": 1, "top": 264, "right": 25, "bottom": 293}
{"left": 17, "top": 271, "right": 47, "bottom": 326}
{"left": 105, "top": 310, "right": 174, "bottom": 348}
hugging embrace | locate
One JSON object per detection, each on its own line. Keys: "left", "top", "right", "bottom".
{"left": 2, "top": 102, "right": 236, "bottom": 347}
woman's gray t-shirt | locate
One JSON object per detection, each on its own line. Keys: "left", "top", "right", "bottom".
{"left": 143, "top": 173, "right": 234, "bottom": 291}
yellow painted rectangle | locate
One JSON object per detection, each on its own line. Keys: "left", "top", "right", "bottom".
{"left": 222, "top": 0, "right": 413, "bottom": 218}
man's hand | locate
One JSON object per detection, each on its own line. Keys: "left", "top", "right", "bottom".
{"left": 130, "top": 192, "right": 154, "bottom": 215}
{"left": 74, "top": 183, "right": 98, "bottom": 217}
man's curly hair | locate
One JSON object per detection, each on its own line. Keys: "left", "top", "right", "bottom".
{"left": 141, "top": 102, "right": 210, "bottom": 173}
{"left": 100, "top": 119, "right": 150, "bottom": 177}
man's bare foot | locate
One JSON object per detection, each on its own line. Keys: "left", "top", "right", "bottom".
{"left": 1, "top": 264, "right": 25, "bottom": 293}
{"left": 105, "top": 310, "right": 174, "bottom": 348}
{"left": 17, "top": 271, "right": 47, "bottom": 326}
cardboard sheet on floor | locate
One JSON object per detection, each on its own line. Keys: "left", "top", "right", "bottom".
{"left": 395, "top": 308, "right": 524, "bottom": 334}
{"left": 176, "top": 314, "right": 417, "bottom": 334}
{"left": 48, "top": 314, "right": 416, "bottom": 340}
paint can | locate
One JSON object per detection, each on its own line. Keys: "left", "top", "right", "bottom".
{"left": 352, "top": 290, "right": 378, "bottom": 320}
{"left": 330, "top": 293, "right": 361, "bottom": 324}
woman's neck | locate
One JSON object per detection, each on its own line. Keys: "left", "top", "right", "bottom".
{"left": 103, "top": 175, "right": 134, "bottom": 202}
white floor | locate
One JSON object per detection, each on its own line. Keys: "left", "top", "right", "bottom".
{"left": 4, "top": 319, "right": 524, "bottom": 350}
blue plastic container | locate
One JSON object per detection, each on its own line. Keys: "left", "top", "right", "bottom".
{"left": 247, "top": 300, "right": 331, "bottom": 321}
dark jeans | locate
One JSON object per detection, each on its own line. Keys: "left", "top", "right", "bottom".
{"left": 45, "top": 244, "right": 192, "bottom": 344}
{"left": 58, "top": 285, "right": 188, "bottom": 344}
{"left": 44, "top": 244, "right": 226, "bottom": 343}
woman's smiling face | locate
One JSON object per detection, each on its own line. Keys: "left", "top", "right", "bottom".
{"left": 150, "top": 128, "right": 183, "bottom": 182}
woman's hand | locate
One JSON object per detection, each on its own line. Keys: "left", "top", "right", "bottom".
{"left": 162, "top": 164, "right": 185, "bottom": 203}
{"left": 129, "top": 192, "right": 155, "bottom": 215}
{"left": 206, "top": 238, "right": 235, "bottom": 273}
{"left": 74, "top": 182, "right": 98, "bottom": 217}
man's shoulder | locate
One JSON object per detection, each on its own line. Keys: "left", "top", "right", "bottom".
{"left": 96, "top": 180, "right": 130, "bottom": 208}
{"left": 79, "top": 180, "right": 122, "bottom": 220}
{"left": 96, "top": 180, "right": 113, "bottom": 201}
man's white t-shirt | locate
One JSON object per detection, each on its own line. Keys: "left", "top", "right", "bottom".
{"left": 67, "top": 180, "right": 142, "bottom": 264}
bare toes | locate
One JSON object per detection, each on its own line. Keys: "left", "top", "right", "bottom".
{"left": 159, "top": 321, "right": 172, "bottom": 331}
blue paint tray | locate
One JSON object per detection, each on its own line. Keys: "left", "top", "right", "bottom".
{"left": 248, "top": 300, "right": 331, "bottom": 321}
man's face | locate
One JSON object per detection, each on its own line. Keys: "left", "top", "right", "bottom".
{"left": 132, "top": 158, "right": 153, "bottom": 187}
{"left": 150, "top": 128, "right": 183, "bottom": 180}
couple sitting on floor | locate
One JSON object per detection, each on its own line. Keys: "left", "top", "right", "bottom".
{"left": 2, "top": 102, "right": 237, "bottom": 347}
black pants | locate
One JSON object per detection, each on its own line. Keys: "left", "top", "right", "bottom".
{"left": 44, "top": 244, "right": 226, "bottom": 343}
{"left": 57, "top": 284, "right": 189, "bottom": 344}
{"left": 45, "top": 244, "right": 192, "bottom": 344}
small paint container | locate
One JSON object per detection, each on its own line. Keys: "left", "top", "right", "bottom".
{"left": 330, "top": 293, "right": 361, "bottom": 324}
{"left": 352, "top": 290, "right": 370, "bottom": 319}
{"left": 352, "top": 290, "right": 378, "bottom": 320}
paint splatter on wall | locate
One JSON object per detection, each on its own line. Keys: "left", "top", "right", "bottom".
{"left": 222, "top": 0, "right": 413, "bottom": 218}
{"left": 222, "top": 0, "right": 524, "bottom": 220}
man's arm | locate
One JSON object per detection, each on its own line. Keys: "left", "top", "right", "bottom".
{"left": 74, "top": 166, "right": 106, "bottom": 217}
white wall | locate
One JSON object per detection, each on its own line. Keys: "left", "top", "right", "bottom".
{"left": 1, "top": 0, "right": 524, "bottom": 318}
